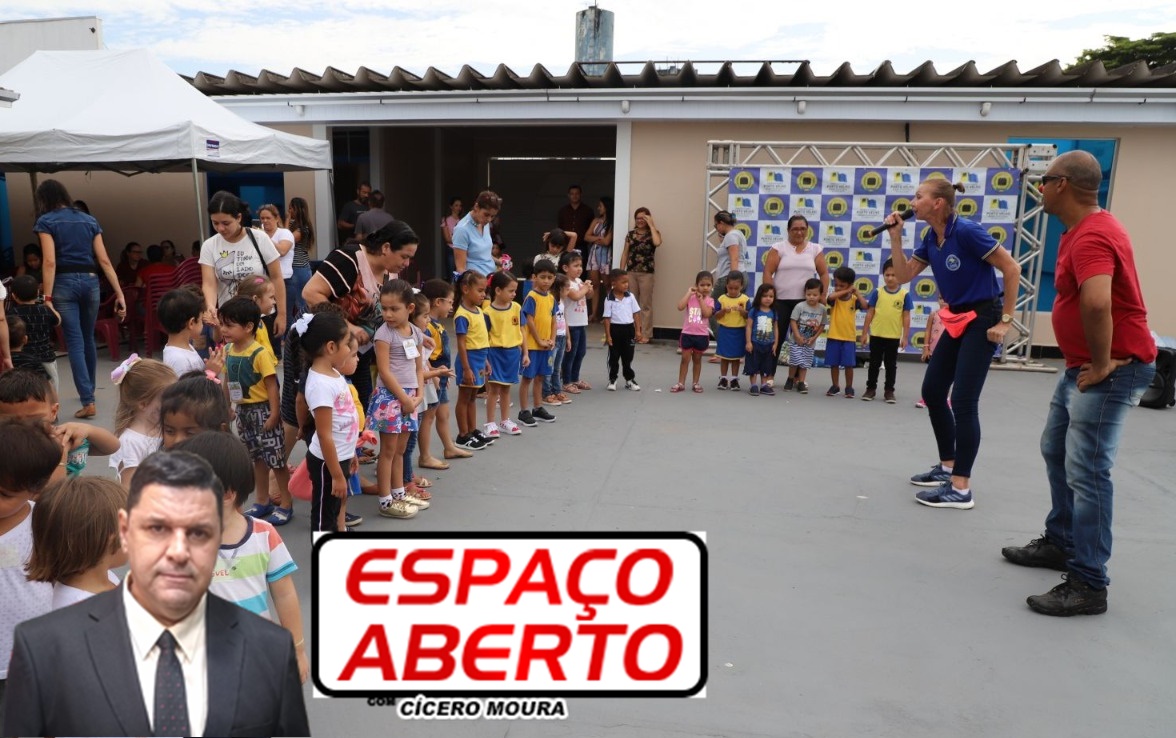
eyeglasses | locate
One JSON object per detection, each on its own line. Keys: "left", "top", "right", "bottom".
{"left": 1040, "top": 175, "right": 1067, "bottom": 186}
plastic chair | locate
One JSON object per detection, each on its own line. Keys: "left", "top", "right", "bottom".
{"left": 142, "top": 273, "right": 178, "bottom": 357}
{"left": 93, "top": 294, "right": 124, "bottom": 361}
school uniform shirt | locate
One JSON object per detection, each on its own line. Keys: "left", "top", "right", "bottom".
{"left": 225, "top": 340, "right": 278, "bottom": 405}
{"left": 453, "top": 304, "right": 491, "bottom": 350}
{"left": 603, "top": 292, "right": 641, "bottom": 325}
{"left": 427, "top": 319, "right": 451, "bottom": 368}
{"left": 522, "top": 290, "right": 556, "bottom": 350}
{"left": 304, "top": 368, "right": 359, "bottom": 460}
{"left": 827, "top": 296, "right": 859, "bottom": 342}
{"left": 717, "top": 294, "right": 750, "bottom": 328}
{"left": 486, "top": 302, "right": 525, "bottom": 348}
{"left": 867, "top": 286, "right": 913, "bottom": 339}
{"left": 8, "top": 303, "right": 60, "bottom": 362}
{"left": 564, "top": 278, "right": 589, "bottom": 327}
{"left": 163, "top": 344, "right": 205, "bottom": 376}
{"left": 210, "top": 517, "right": 298, "bottom": 621}
{"left": 911, "top": 214, "right": 1000, "bottom": 308}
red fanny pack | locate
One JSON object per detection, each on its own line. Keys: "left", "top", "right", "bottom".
{"left": 938, "top": 307, "right": 977, "bottom": 339}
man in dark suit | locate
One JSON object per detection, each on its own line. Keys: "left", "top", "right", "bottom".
{"left": 3, "top": 450, "right": 310, "bottom": 737}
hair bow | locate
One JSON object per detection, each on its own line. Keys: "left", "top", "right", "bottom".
{"left": 111, "top": 354, "right": 141, "bottom": 385}
{"left": 292, "top": 313, "right": 315, "bottom": 337}
{"left": 204, "top": 370, "right": 222, "bottom": 385}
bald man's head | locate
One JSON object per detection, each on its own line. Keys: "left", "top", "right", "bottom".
{"left": 1053, "top": 151, "right": 1102, "bottom": 192}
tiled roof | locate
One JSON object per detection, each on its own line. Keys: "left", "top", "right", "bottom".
{"left": 186, "top": 59, "right": 1176, "bottom": 96}
{"left": 0, "top": 86, "right": 17, "bottom": 103}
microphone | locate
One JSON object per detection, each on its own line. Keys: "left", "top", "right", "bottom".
{"left": 866, "top": 208, "right": 914, "bottom": 238}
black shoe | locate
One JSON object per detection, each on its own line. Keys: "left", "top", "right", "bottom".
{"left": 1002, "top": 536, "right": 1068, "bottom": 571}
{"left": 532, "top": 407, "right": 557, "bottom": 423}
{"left": 783, "top": 378, "right": 795, "bottom": 392}
{"left": 457, "top": 433, "right": 487, "bottom": 450}
{"left": 472, "top": 429, "right": 495, "bottom": 446}
{"left": 517, "top": 410, "right": 538, "bottom": 427}
{"left": 1027, "top": 574, "right": 1107, "bottom": 616}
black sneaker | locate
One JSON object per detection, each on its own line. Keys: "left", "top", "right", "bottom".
{"left": 457, "top": 433, "right": 487, "bottom": 450}
{"left": 345, "top": 512, "right": 363, "bottom": 527}
{"left": 472, "top": 429, "right": 496, "bottom": 446}
{"left": 1027, "top": 574, "right": 1108, "bottom": 616}
{"left": 783, "top": 378, "right": 795, "bottom": 392}
{"left": 796, "top": 381, "right": 808, "bottom": 394}
{"left": 1002, "top": 536, "right": 1068, "bottom": 571}
{"left": 532, "top": 407, "right": 557, "bottom": 423}
{"left": 717, "top": 378, "right": 729, "bottom": 390}
{"left": 729, "top": 379, "right": 741, "bottom": 392}
{"left": 517, "top": 409, "right": 538, "bottom": 427}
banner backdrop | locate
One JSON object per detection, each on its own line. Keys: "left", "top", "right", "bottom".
{"left": 726, "top": 166, "right": 1021, "bottom": 354}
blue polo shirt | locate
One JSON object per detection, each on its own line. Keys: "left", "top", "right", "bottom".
{"left": 451, "top": 212, "right": 495, "bottom": 277}
{"left": 912, "top": 214, "right": 1000, "bottom": 308}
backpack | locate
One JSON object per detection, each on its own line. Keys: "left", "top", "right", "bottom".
{"left": 1139, "top": 347, "right": 1176, "bottom": 409}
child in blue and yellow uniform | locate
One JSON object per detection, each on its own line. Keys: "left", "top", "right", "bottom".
{"left": 824, "top": 266, "right": 867, "bottom": 398}
{"left": 714, "top": 270, "right": 749, "bottom": 391}
{"left": 453, "top": 271, "right": 491, "bottom": 450}
{"left": 860, "top": 258, "right": 913, "bottom": 403}
{"left": 518, "top": 259, "right": 559, "bottom": 427}
{"left": 483, "top": 271, "right": 527, "bottom": 438}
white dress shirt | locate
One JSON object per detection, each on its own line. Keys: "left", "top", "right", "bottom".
{"left": 123, "top": 575, "right": 209, "bottom": 737}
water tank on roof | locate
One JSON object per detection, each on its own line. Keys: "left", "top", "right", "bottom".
{"left": 575, "top": 5, "right": 614, "bottom": 76}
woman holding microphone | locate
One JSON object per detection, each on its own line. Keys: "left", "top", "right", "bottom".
{"left": 883, "top": 178, "right": 1020, "bottom": 510}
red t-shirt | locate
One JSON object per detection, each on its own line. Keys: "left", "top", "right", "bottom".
{"left": 1051, "top": 211, "right": 1155, "bottom": 368}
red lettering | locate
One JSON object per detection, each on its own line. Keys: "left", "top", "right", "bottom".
{"left": 504, "top": 549, "right": 561, "bottom": 605}
{"left": 623, "top": 624, "right": 682, "bottom": 680}
{"left": 462, "top": 624, "right": 514, "bottom": 680}
{"left": 616, "top": 549, "right": 673, "bottom": 605}
{"left": 455, "top": 549, "right": 510, "bottom": 604}
{"left": 567, "top": 549, "right": 615, "bottom": 616}
{"left": 402, "top": 624, "right": 459, "bottom": 680}
{"left": 338, "top": 624, "right": 396, "bottom": 680}
{"left": 514, "top": 624, "right": 572, "bottom": 681}
{"left": 577, "top": 623, "right": 627, "bottom": 680}
{"left": 399, "top": 548, "right": 454, "bottom": 605}
{"left": 345, "top": 549, "right": 398, "bottom": 605}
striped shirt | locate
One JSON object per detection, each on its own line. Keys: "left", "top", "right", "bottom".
{"left": 209, "top": 516, "right": 297, "bottom": 620}
{"left": 289, "top": 220, "right": 313, "bottom": 268}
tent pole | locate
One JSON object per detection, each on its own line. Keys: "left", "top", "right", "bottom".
{"left": 191, "top": 158, "right": 203, "bottom": 247}
{"left": 28, "top": 172, "right": 38, "bottom": 215}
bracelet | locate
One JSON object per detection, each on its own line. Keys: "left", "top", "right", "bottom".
{"left": 294, "top": 639, "right": 305, "bottom": 648}
{"left": 43, "top": 295, "right": 53, "bottom": 302}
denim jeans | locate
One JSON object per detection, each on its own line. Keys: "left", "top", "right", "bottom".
{"left": 286, "top": 266, "right": 312, "bottom": 324}
{"left": 1040, "top": 361, "right": 1154, "bottom": 588}
{"left": 544, "top": 336, "right": 568, "bottom": 395}
{"left": 563, "top": 325, "right": 587, "bottom": 383}
{"left": 920, "top": 299, "right": 999, "bottom": 479}
{"left": 54, "top": 273, "right": 101, "bottom": 406}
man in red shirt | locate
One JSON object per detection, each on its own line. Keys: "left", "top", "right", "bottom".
{"left": 1002, "top": 151, "right": 1156, "bottom": 616}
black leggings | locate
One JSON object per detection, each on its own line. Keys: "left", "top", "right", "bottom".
{"left": 867, "top": 337, "right": 899, "bottom": 391}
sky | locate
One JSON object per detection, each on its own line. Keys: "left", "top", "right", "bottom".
{"left": 2, "top": 0, "right": 1173, "bottom": 79}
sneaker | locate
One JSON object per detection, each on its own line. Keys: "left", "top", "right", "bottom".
{"left": 914, "top": 482, "right": 974, "bottom": 510}
{"left": 543, "top": 394, "right": 562, "bottom": 406}
{"left": 844, "top": 387, "right": 855, "bottom": 399}
{"left": 456, "top": 433, "right": 487, "bottom": 451}
{"left": 532, "top": 407, "right": 557, "bottom": 423}
{"left": 625, "top": 380, "right": 641, "bottom": 391}
{"left": 783, "top": 378, "right": 795, "bottom": 392}
{"left": 862, "top": 388, "right": 876, "bottom": 401}
{"left": 717, "top": 378, "right": 729, "bottom": 391}
{"left": 915, "top": 398, "right": 927, "bottom": 408}
{"left": 729, "top": 379, "right": 741, "bottom": 392}
{"left": 910, "top": 464, "right": 953, "bottom": 487}
{"left": 344, "top": 512, "right": 363, "bottom": 527}
{"left": 796, "top": 381, "right": 808, "bottom": 394}
{"left": 826, "top": 385, "right": 841, "bottom": 397}
{"left": 1002, "top": 536, "right": 1068, "bottom": 571}
{"left": 749, "top": 384, "right": 760, "bottom": 396}
{"left": 378, "top": 498, "right": 418, "bottom": 519}
{"left": 500, "top": 419, "right": 523, "bottom": 435}
{"left": 404, "top": 492, "right": 431, "bottom": 509}
{"left": 884, "top": 390, "right": 896, "bottom": 404}
{"left": 472, "top": 429, "right": 495, "bottom": 446}
{"left": 483, "top": 422, "right": 501, "bottom": 439}
{"left": 517, "top": 409, "right": 538, "bottom": 427}
{"left": 1026, "top": 574, "right": 1107, "bottom": 616}
{"left": 760, "top": 385, "right": 776, "bottom": 396}
{"left": 607, "top": 381, "right": 617, "bottom": 391}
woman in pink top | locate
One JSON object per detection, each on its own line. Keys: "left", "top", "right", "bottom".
{"left": 762, "top": 215, "right": 830, "bottom": 389}
{"left": 440, "top": 196, "right": 462, "bottom": 276}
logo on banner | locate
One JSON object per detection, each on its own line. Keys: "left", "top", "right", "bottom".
{"left": 206, "top": 139, "right": 220, "bottom": 158}
{"left": 915, "top": 278, "right": 938, "bottom": 298}
{"left": 911, "top": 330, "right": 927, "bottom": 349}
{"left": 825, "top": 251, "right": 844, "bottom": 270}
{"left": 955, "top": 170, "right": 986, "bottom": 195}
{"left": 761, "top": 169, "right": 790, "bottom": 194}
{"left": 945, "top": 255, "right": 961, "bottom": 272}
{"left": 911, "top": 302, "right": 936, "bottom": 328}
{"left": 924, "top": 170, "right": 949, "bottom": 181}
{"left": 790, "top": 196, "right": 819, "bottom": 220}
{"left": 733, "top": 170, "right": 756, "bottom": 191}
{"left": 729, "top": 195, "right": 759, "bottom": 221}
{"left": 984, "top": 197, "right": 1014, "bottom": 221}
{"left": 990, "top": 171, "right": 1015, "bottom": 192}
{"left": 855, "top": 277, "right": 874, "bottom": 296}
{"left": 860, "top": 171, "right": 884, "bottom": 192}
{"left": 856, "top": 225, "right": 880, "bottom": 244}
{"left": 314, "top": 533, "right": 708, "bottom": 700}
{"left": 796, "top": 171, "right": 819, "bottom": 191}
{"left": 823, "top": 169, "right": 854, "bottom": 195}
{"left": 957, "top": 198, "right": 979, "bottom": 218}
{"left": 760, "top": 223, "right": 786, "bottom": 245}
{"left": 763, "top": 197, "right": 786, "bottom": 218}
{"left": 851, "top": 250, "right": 880, "bottom": 275}
{"left": 853, "top": 196, "right": 884, "bottom": 221}
{"left": 822, "top": 224, "right": 850, "bottom": 248}
{"left": 826, "top": 197, "right": 849, "bottom": 218}
{"left": 987, "top": 226, "right": 1008, "bottom": 245}
{"left": 887, "top": 169, "right": 919, "bottom": 195}
{"left": 891, "top": 197, "right": 912, "bottom": 213}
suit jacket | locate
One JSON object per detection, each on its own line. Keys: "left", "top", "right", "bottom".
{"left": 3, "top": 585, "right": 310, "bottom": 737}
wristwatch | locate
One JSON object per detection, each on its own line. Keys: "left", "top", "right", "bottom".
{"left": 1000, "top": 313, "right": 1013, "bottom": 324}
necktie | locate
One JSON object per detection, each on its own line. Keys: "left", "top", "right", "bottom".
{"left": 154, "top": 630, "right": 191, "bottom": 737}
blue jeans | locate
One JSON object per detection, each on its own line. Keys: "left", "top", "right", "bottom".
{"left": 920, "top": 299, "right": 999, "bottom": 479}
{"left": 54, "top": 273, "right": 101, "bottom": 405}
{"left": 286, "top": 266, "right": 312, "bottom": 324}
{"left": 563, "top": 326, "right": 587, "bottom": 383}
{"left": 1040, "top": 361, "right": 1154, "bottom": 588}
{"left": 544, "top": 336, "right": 568, "bottom": 395}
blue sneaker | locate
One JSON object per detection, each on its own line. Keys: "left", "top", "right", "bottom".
{"left": 915, "top": 482, "right": 974, "bottom": 510}
{"left": 910, "top": 464, "right": 952, "bottom": 487}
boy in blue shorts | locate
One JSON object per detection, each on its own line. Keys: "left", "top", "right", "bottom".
{"left": 825, "top": 266, "right": 867, "bottom": 397}
{"left": 518, "top": 259, "right": 558, "bottom": 426}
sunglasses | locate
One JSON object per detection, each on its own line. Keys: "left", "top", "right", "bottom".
{"left": 1040, "top": 175, "right": 1067, "bottom": 186}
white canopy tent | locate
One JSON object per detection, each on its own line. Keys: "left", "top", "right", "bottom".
{"left": 0, "top": 48, "right": 331, "bottom": 238}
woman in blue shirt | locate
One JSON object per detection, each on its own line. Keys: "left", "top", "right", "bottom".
{"left": 452, "top": 191, "right": 501, "bottom": 279}
{"left": 883, "top": 178, "right": 1021, "bottom": 510}
{"left": 34, "top": 180, "right": 127, "bottom": 418}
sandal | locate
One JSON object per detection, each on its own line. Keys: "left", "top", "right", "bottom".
{"left": 243, "top": 502, "right": 275, "bottom": 518}
{"left": 405, "top": 482, "right": 432, "bottom": 501}
{"left": 563, "top": 383, "right": 581, "bottom": 394}
{"left": 419, "top": 458, "right": 450, "bottom": 470}
{"left": 670, "top": 383, "right": 685, "bottom": 393}
{"left": 414, "top": 476, "right": 433, "bottom": 489}
{"left": 692, "top": 384, "right": 704, "bottom": 393}
{"left": 577, "top": 380, "right": 592, "bottom": 390}
{"left": 264, "top": 506, "right": 293, "bottom": 526}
